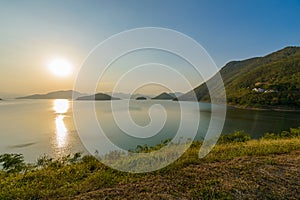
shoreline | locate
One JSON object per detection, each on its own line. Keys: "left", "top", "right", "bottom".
{"left": 226, "top": 104, "right": 300, "bottom": 112}
{"left": 177, "top": 99, "right": 300, "bottom": 112}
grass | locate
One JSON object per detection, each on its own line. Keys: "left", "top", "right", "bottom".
{"left": 0, "top": 128, "right": 300, "bottom": 199}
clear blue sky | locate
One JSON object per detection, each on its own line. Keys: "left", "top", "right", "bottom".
{"left": 1, "top": 0, "right": 300, "bottom": 94}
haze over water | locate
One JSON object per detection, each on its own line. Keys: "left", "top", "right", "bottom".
{"left": 0, "top": 99, "right": 299, "bottom": 162}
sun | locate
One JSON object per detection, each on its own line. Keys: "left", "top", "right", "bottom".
{"left": 48, "top": 58, "right": 73, "bottom": 77}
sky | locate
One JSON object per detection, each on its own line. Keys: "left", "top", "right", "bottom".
{"left": 0, "top": 0, "right": 300, "bottom": 96}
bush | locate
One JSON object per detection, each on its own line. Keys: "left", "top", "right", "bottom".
{"left": 289, "top": 127, "right": 300, "bottom": 137}
{"left": 36, "top": 155, "right": 53, "bottom": 167}
{"left": 261, "top": 127, "right": 300, "bottom": 139}
{"left": 218, "top": 131, "right": 251, "bottom": 144}
{"left": 261, "top": 132, "right": 279, "bottom": 140}
{"left": 0, "top": 153, "right": 26, "bottom": 173}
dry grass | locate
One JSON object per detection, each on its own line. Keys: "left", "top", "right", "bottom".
{"left": 1, "top": 137, "right": 300, "bottom": 199}
{"left": 70, "top": 151, "right": 300, "bottom": 200}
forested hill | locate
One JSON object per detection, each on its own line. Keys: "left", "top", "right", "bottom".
{"left": 178, "top": 46, "right": 300, "bottom": 109}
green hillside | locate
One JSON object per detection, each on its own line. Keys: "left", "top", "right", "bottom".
{"left": 178, "top": 46, "right": 300, "bottom": 109}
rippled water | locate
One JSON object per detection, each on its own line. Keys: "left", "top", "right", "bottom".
{"left": 0, "top": 99, "right": 299, "bottom": 162}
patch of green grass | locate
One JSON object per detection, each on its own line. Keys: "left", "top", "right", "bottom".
{"left": 0, "top": 127, "right": 300, "bottom": 199}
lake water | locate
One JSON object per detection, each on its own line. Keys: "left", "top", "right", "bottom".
{"left": 0, "top": 99, "right": 299, "bottom": 162}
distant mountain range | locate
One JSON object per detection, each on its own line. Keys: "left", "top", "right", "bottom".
{"left": 152, "top": 92, "right": 175, "bottom": 100}
{"left": 105, "top": 92, "right": 153, "bottom": 99}
{"left": 15, "top": 91, "right": 183, "bottom": 101}
{"left": 178, "top": 46, "right": 300, "bottom": 109}
{"left": 77, "top": 93, "right": 120, "bottom": 100}
{"left": 105, "top": 92, "right": 183, "bottom": 100}
{"left": 16, "top": 90, "right": 86, "bottom": 100}
{"left": 169, "top": 92, "right": 184, "bottom": 98}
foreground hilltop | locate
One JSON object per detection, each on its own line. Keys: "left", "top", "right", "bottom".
{"left": 1, "top": 128, "right": 299, "bottom": 199}
{"left": 179, "top": 46, "right": 300, "bottom": 109}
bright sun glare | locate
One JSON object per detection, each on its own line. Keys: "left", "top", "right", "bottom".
{"left": 48, "top": 58, "right": 73, "bottom": 77}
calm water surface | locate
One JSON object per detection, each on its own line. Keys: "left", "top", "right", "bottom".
{"left": 0, "top": 99, "right": 299, "bottom": 162}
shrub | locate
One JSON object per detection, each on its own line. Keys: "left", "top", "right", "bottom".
{"left": 289, "top": 127, "right": 300, "bottom": 137}
{"left": 0, "top": 153, "right": 26, "bottom": 173}
{"left": 218, "top": 131, "right": 251, "bottom": 144}
{"left": 261, "top": 132, "right": 279, "bottom": 140}
{"left": 261, "top": 127, "right": 300, "bottom": 139}
{"left": 36, "top": 154, "right": 53, "bottom": 167}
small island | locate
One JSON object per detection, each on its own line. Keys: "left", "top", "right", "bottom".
{"left": 152, "top": 92, "right": 175, "bottom": 100}
{"left": 76, "top": 93, "right": 120, "bottom": 101}
{"left": 136, "top": 96, "right": 147, "bottom": 100}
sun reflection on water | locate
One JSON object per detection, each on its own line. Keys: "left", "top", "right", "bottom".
{"left": 53, "top": 99, "right": 69, "bottom": 114}
{"left": 55, "top": 115, "right": 67, "bottom": 148}
{"left": 53, "top": 99, "right": 69, "bottom": 150}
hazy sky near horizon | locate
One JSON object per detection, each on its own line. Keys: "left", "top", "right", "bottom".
{"left": 1, "top": 0, "right": 300, "bottom": 96}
